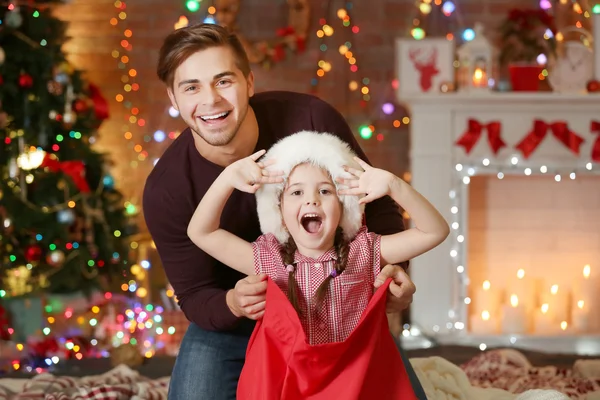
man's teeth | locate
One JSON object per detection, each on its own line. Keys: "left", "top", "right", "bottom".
{"left": 200, "top": 112, "right": 228, "bottom": 121}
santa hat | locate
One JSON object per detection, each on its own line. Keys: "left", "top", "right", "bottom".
{"left": 255, "top": 131, "right": 364, "bottom": 244}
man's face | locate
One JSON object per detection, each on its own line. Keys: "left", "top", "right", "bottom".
{"left": 168, "top": 46, "right": 254, "bottom": 147}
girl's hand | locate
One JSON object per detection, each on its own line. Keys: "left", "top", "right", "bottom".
{"left": 225, "top": 150, "right": 284, "bottom": 193}
{"left": 337, "top": 157, "right": 398, "bottom": 204}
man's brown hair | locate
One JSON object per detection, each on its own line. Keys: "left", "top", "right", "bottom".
{"left": 157, "top": 23, "right": 251, "bottom": 88}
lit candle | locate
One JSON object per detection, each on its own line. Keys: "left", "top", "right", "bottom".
{"left": 501, "top": 294, "right": 528, "bottom": 334}
{"left": 579, "top": 265, "right": 595, "bottom": 302}
{"left": 469, "top": 309, "right": 498, "bottom": 335}
{"left": 512, "top": 268, "right": 535, "bottom": 313}
{"left": 534, "top": 303, "right": 557, "bottom": 335}
{"left": 474, "top": 280, "right": 500, "bottom": 316}
{"left": 572, "top": 300, "right": 590, "bottom": 333}
{"left": 558, "top": 320, "right": 570, "bottom": 335}
{"left": 472, "top": 67, "right": 486, "bottom": 87}
{"left": 576, "top": 265, "right": 599, "bottom": 331}
{"left": 544, "top": 284, "right": 569, "bottom": 323}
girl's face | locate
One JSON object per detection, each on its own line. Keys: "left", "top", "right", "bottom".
{"left": 280, "top": 163, "right": 342, "bottom": 259}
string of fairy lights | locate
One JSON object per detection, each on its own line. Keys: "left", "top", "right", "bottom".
{"left": 308, "top": 1, "right": 412, "bottom": 142}
{"left": 105, "top": 0, "right": 600, "bottom": 166}
{"left": 110, "top": 0, "right": 183, "bottom": 171}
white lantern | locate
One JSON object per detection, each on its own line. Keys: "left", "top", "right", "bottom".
{"left": 457, "top": 22, "right": 493, "bottom": 92}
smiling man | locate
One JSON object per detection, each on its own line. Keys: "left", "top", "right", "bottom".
{"left": 143, "top": 23, "right": 426, "bottom": 400}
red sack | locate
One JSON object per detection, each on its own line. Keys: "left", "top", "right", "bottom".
{"left": 237, "top": 278, "right": 417, "bottom": 400}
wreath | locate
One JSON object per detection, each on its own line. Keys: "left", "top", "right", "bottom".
{"left": 212, "top": 0, "right": 310, "bottom": 68}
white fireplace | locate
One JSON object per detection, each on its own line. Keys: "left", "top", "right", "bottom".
{"left": 397, "top": 91, "right": 600, "bottom": 353}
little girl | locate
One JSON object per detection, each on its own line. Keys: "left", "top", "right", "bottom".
{"left": 187, "top": 131, "right": 449, "bottom": 399}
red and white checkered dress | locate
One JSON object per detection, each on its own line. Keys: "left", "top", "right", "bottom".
{"left": 252, "top": 226, "right": 381, "bottom": 345}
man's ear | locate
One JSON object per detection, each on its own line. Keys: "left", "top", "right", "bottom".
{"left": 167, "top": 88, "right": 178, "bottom": 111}
{"left": 247, "top": 71, "right": 255, "bottom": 98}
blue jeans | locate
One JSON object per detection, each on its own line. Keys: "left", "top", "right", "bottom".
{"left": 168, "top": 322, "right": 427, "bottom": 400}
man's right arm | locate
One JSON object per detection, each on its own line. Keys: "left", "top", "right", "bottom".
{"left": 143, "top": 179, "right": 241, "bottom": 331}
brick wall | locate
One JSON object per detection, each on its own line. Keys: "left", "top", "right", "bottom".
{"left": 55, "top": 0, "right": 540, "bottom": 209}
{"left": 468, "top": 175, "right": 600, "bottom": 303}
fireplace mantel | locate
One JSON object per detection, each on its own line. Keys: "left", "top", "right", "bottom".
{"left": 402, "top": 92, "right": 600, "bottom": 110}
{"left": 398, "top": 90, "right": 600, "bottom": 349}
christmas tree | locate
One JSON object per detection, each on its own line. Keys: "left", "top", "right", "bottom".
{"left": 0, "top": 1, "right": 135, "bottom": 299}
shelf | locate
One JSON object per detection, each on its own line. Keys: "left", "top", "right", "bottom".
{"left": 398, "top": 90, "right": 600, "bottom": 108}
{"left": 427, "top": 333, "right": 600, "bottom": 356}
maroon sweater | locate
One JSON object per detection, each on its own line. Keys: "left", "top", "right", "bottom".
{"left": 143, "top": 91, "right": 406, "bottom": 334}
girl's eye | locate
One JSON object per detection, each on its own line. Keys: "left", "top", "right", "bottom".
{"left": 320, "top": 189, "right": 331, "bottom": 195}
{"left": 291, "top": 190, "right": 301, "bottom": 196}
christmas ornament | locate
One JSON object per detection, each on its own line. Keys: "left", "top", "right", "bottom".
{"left": 47, "top": 80, "right": 63, "bottom": 96}
{"left": 73, "top": 99, "right": 88, "bottom": 113}
{"left": 57, "top": 209, "right": 76, "bottom": 225}
{"left": 56, "top": 61, "right": 74, "bottom": 75}
{"left": 102, "top": 174, "right": 115, "bottom": 190}
{"left": 46, "top": 250, "right": 65, "bottom": 267}
{"left": 0, "top": 112, "right": 8, "bottom": 128}
{"left": 0, "top": 47, "right": 5, "bottom": 65}
{"left": 63, "top": 110, "right": 77, "bottom": 127}
{"left": 5, "top": 7, "right": 23, "bottom": 28}
{"left": 54, "top": 72, "right": 69, "bottom": 85}
{"left": 25, "top": 244, "right": 42, "bottom": 263}
{"left": 439, "top": 81, "right": 455, "bottom": 93}
{"left": 19, "top": 73, "right": 33, "bottom": 89}
{"left": 8, "top": 158, "right": 18, "bottom": 178}
{"left": 587, "top": 79, "right": 600, "bottom": 93}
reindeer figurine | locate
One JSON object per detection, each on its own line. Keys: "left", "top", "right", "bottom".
{"left": 409, "top": 47, "right": 439, "bottom": 92}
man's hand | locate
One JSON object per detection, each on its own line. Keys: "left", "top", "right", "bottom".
{"left": 226, "top": 274, "right": 268, "bottom": 320}
{"left": 374, "top": 264, "right": 416, "bottom": 313}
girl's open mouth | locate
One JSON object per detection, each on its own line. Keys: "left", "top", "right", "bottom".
{"left": 301, "top": 214, "right": 322, "bottom": 234}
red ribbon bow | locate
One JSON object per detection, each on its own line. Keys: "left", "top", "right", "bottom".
{"left": 455, "top": 119, "right": 506, "bottom": 155}
{"left": 515, "top": 120, "right": 585, "bottom": 159}
{"left": 88, "top": 83, "right": 109, "bottom": 122}
{"left": 40, "top": 154, "right": 91, "bottom": 193}
{"left": 591, "top": 120, "right": 600, "bottom": 162}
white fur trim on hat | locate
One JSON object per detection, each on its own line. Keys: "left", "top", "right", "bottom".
{"left": 255, "top": 131, "right": 365, "bottom": 244}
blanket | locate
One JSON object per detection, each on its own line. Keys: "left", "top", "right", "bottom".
{"left": 461, "top": 349, "right": 600, "bottom": 399}
{"left": 0, "top": 365, "right": 169, "bottom": 400}
{"left": 411, "top": 353, "right": 571, "bottom": 400}
{"left": 0, "top": 349, "right": 598, "bottom": 399}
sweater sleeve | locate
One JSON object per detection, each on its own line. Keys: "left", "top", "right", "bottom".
{"left": 143, "top": 175, "right": 241, "bottom": 331}
{"left": 308, "top": 97, "right": 408, "bottom": 269}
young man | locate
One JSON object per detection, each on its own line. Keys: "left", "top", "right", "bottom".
{"left": 143, "top": 23, "right": 426, "bottom": 399}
